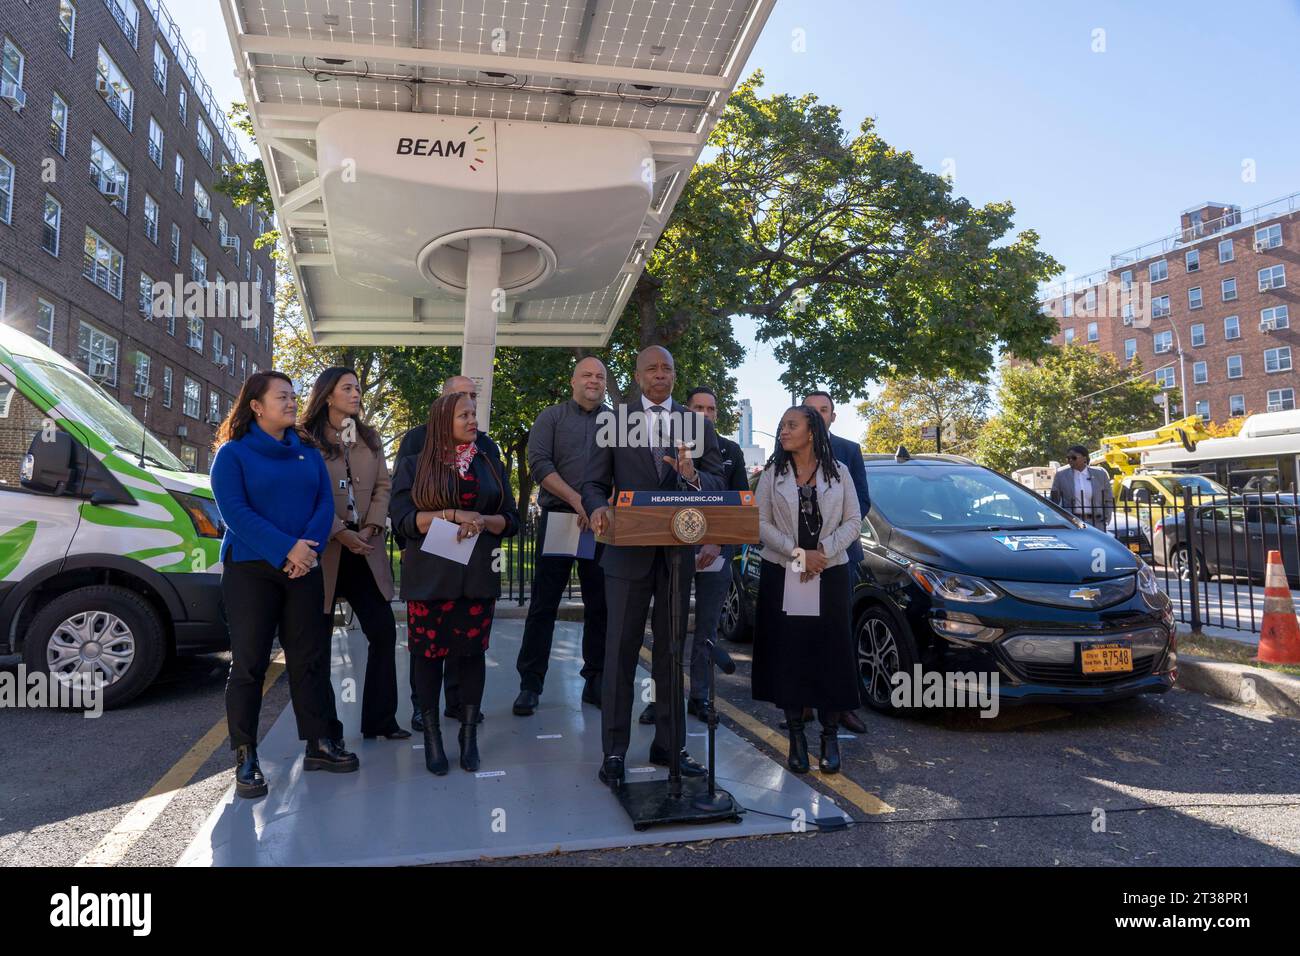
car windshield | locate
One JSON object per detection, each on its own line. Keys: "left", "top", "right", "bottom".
{"left": 866, "top": 464, "right": 1072, "bottom": 530}
{"left": 1169, "top": 475, "right": 1227, "bottom": 496}
{"left": 12, "top": 354, "right": 188, "bottom": 472}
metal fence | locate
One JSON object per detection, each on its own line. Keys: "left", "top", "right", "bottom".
{"left": 386, "top": 511, "right": 580, "bottom": 608}
{"left": 1068, "top": 488, "right": 1300, "bottom": 634}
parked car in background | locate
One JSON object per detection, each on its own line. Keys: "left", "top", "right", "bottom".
{"left": 1151, "top": 496, "right": 1300, "bottom": 585}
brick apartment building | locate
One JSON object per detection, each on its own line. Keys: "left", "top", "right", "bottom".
{"left": 0, "top": 0, "right": 275, "bottom": 471}
{"left": 1041, "top": 194, "right": 1298, "bottom": 425}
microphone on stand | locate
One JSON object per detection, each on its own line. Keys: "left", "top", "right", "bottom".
{"left": 708, "top": 640, "right": 736, "bottom": 675}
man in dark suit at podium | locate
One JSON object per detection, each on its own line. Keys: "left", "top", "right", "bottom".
{"left": 583, "top": 346, "right": 726, "bottom": 789}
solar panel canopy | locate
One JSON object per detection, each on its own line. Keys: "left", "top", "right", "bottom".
{"left": 219, "top": 0, "right": 777, "bottom": 347}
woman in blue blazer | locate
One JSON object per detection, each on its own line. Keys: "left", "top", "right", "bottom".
{"left": 210, "top": 370, "right": 358, "bottom": 799}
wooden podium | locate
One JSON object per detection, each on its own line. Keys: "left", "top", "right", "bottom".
{"left": 596, "top": 488, "right": 759, "bottom": 830}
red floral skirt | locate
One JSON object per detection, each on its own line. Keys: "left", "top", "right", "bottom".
{"left": 407, "top": 598, "right": 496, "bottom": 659}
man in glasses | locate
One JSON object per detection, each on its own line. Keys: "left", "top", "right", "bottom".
{"left": 1050, "top": 445, "right": 1115, "bottom": 530}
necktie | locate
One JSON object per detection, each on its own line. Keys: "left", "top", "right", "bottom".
{"left": 649, "top": 404, "right": 668, "bottom": 482}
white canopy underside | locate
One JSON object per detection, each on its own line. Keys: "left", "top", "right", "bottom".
{"left": 219, "top": 0, "right": 776, "bottom": 346}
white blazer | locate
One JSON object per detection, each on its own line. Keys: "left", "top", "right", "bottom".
{"left": 756, "top": 460, "right": 862, "bottom": 569}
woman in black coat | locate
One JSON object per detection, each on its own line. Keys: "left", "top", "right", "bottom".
{"left": 389, "top": 391, "right": 519, "bottom": 773}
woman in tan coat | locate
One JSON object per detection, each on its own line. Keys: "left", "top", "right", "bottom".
{"left": 301, "top": 367, "right": 407, "bottom": 740}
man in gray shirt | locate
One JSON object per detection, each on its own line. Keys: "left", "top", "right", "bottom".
{"left": 513, "top": 357, "right": 610, "bottom": 716}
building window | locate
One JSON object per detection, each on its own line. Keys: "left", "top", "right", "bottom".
{"left": 82, "top": 228, "right": 123, "bottom": 298}
{"left": 177, "top": 86, "right": 186, "bottom": 123}
{"left": 89, "top": 136, "right": 129, "bottom": 214}
{"left": 1218, "top": 238, "right": 1234, "bottom": 263}
{"left": 239, "top": 353, "right": 246, "bottom": 380}
{"left": 1190, "top": 323, "right": 1205, "bottom": 347}
{"left": 0, "top": 277, "right": 5, "bottom": 322}
{"left": 103, "top": 0, "right": 139, "bottom": 45}
{"left": 133, "top": 351, "right": 150, "bottom": 396}
{"left": 1222, "top": 277, "right": 1237, "bottom": 301}
{"left": 1267, "top": 388, "right": 1295, "bottom": 412}
{"left": 180, "top": 444, "right": 197, "bottom": 470}
{"left": 196, "top": 121, "right": 213, "bottom": 165}
{"left": 1062, "top": 295, "right": 1073, "bottom": 318}
{"left": 1259, "top": 264, "right": 1286, "bottom": 291}
{"left": 1227, "top": 354, "right": 1243, "bottom": 379}
{"left": 1230, "top": 394, "right": 1246, "bottom": 417}
{"left": 227, "top": 342, "right": 236, "bottom": 376}
{"left": 36, "top": 299, "right": 55, "bottom": 345}
{"left": 0, "top": 154, "right": 12, "bottom": 224}
{"left": 1154, "top": 330, "right": 1173, "bottom": 354}
{"left": 1151, "top": 295, "right": 1170, "bottom": 319}
{"left": 94, "top": 45, "right": 133, "bottom": 129}
{"left": 194, "top": 181, "right": 211, "bottom": 223}
{"left": 147, "top": 117, "right": 163, "bottom": 167}
{"left": 161, "top": 366, "right": 173, "bottom": 408}
{"left": 213, "top": 329, "right": 224, "bottom": 365}
{"left": 169, "top": 222, "right": 180, "bottom": 264}
{"left": 2, "top": 36, "right": 23, "bottom": 92}
{"left": 58, "top": 1, "right": 76, "bottom": 57}
{"left": 1119, "top": 269, "right": 1132, "bottom": 291}
{"left": 142, "top": 193, "right": 158, "bottom": 244}
{"left": 137, "top": 272, "right": 152, "bottom": 316}
{"left": 1155, "top": 367, "right": 1175, "bottom": 389}
{"left": 1255, "top": 223, "right": 1282, "bottom": 251}
{"left": 173, "top": 152, "right": 184, "bottom": 194}
{"left": 207, "top": 390, "right": 220, "bottom": 423}
{"left": 1063, "top": 327, "right": 1075, "bottom": 345}
{"left": 1186, "top": 249, "right": 1200, "bottom": 273}
{"left": 1224, "top": 315, "right": 1240, "bottom": 340}
{"left": 50, "top": 94, "right": 68, "bottom": 154}
{"left": 1085, "top": 321, "right": 1098, "bottom": 342}
{"left": 1124, "top": 338, "right": 1137, "bottom": 361}
{"left": 243, "top": 250, "right": 252, "bottom": 281}
{"left": 1149, "top": 260, "right": 1168, "bottom": 283}
{"left": 42, "top": 194, "right": 61, "bottom": 256}
{"left": 1265, "top": 346, "right": 1292, "bottom": 374}
{"left": 1188, "top": 287, "right": 1202, "bottom": 310}
{"left": 77, "top": 322, "right": 118, "bottom": 384}
{"left": 1262, "top": 305, "right": 1290, "bottom": 330}
{"left": 152, "top": 41, "right": 167, "bottom": 91}
{"left": 1195, "top": 399, "right": 1209, "bottom": 421}
{"left": 183, "top": 377, "right": 200, "bottom": 418}
{"left": 1121, "top": 301, "right": 1134, "bottom": 325}
{"left": 1083, "top": 288, "right": 1097, "bottom": 313}
{"left": 190, "top": 245, "right": 207, "bottom": 285}
{"left": 186, "top": 316, "right": 203, "bottom": 352}
{"left": 1193, "top": 360, "right": 1207, "bottom": 385}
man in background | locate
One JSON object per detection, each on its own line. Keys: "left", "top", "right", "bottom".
{"left": 1050, "top": 445, "right": 1114, "bottom": 530}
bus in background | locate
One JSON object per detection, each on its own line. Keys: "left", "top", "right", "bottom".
{"left": 1141, "top": 409, "right": 1300, "bottom": 494}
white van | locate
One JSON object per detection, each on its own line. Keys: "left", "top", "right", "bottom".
{"left": 0, "top": 325, "right": 227, "bottom": 708}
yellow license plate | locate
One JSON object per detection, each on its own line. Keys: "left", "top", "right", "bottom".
{"left": 1128, "top": 543, "right": 1141, "bottom": 553}
{"left": 1081, "top": 643, "right": 1133, "bottom": 674}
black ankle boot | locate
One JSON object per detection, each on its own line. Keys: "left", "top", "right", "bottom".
{"left": 819, "top": 711, "right": 841, "bottom": 775}
{"left": 784, "top": 709, "right": 809, "bottom": 774}
{"left": 304, "top": 738, "right": 360, "bottom": 773}
{"left": 458, "top": 704, "right": 481, "bottom": 772}
{"left": 422, "top": 709, "right": 448, "bottom": 775}
{"left": 235, "top": 744, "right": 267, "bottom": 798}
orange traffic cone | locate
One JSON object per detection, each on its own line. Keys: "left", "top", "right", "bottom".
{"left": 1258, "top": 550, "right": 1300, "bottom": 664}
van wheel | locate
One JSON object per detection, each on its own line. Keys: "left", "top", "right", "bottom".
{"left": 856, "top": 604, "right": 919, "bottom": 715}
{"left": 23, "top": 586, "right": 166, "bottom": 710}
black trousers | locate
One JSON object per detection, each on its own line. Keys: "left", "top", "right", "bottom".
{"left": 515, "top": 508, "right": 607, "bottom": 694}
{"left": 331, "top": 546, "right": 398, "bottom": 736}
{"left": 411, "top": 652, "right": 486, "bottom": 716}
{"left": 223, "top": 560, "right": 343, "bottom": 750}
{"left": 601, "top": 547, "right": 690, "bottom": 758}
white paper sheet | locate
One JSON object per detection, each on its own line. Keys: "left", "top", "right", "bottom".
{"left": 782, "top": 565, "right": 821, "bottom": 616}
{"left": 701, "top": 554, "right": 725, "bottom": 573}
{"left": 542, "top": 512, "right": 581, "bottom": 556}
{"left": 419, "top": 517, "right": 477, "bottom": 565}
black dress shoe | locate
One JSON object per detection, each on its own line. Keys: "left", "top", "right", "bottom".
{"left": 410, "top": 709, "right": 425, "bottom": 734}
{"left": 638, "top": 702, "right": 656, "bottom": 725}
{"left": 513, "top": 689, "right": 539, "bottom": 716}
{"left": 598, "top": 755, "right": 625, "bottom": 788}
{"left": 839, "top": 709, "right": 867, "bottom": 734}
{"left": 581, "top": 683, "right": 602, "bottom": 708}
{"left": 303, "top": 738, "right": 360, "bottom": 773}
{"left": 363, "top": 723, "right": 412, "bottom": 740}
{"left": 234, "top": 744, "right": 268, "bottom": 799}
{"left": 687, "top": 698, "right": 714, "bottom": 721}
{"left": 648, "top": 746, "right": 706, "bottom": 776}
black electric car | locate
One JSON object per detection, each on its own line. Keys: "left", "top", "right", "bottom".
{"left": 722, "top": 451, "right": 1177, "bottom": 712}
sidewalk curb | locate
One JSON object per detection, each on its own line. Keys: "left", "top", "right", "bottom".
{"left": 1176, "top": 653, "right": 1300, "bottom": 718}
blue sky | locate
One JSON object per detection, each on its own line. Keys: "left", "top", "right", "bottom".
{"left": 178, "top": 0, "right": 1300, "bottom": 450}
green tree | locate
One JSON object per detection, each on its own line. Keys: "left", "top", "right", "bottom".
{"left": 860, "top": 375, "right": 989, "bottom": 455}
{"left": 975, "top": 345, "right": 1168, "bottom": 474}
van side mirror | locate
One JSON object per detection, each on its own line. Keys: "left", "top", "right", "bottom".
{"left": 21, "top": 431, "right": 76, "bottom": 495}
{"left": 1152, "top": 493, "right": 1166, "bottom": 506}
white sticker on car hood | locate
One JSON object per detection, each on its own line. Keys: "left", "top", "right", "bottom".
{"left": 993, "top": 534, "right": 1075, "bottom": 551}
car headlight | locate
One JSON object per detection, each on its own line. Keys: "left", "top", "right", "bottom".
{"left": 908, "top": 564, "right": 1001, "bottom": 603}
{"left": 172, "top": 491, "right": 226, "bottom": 539}
{"left": 1136, "top": 559, "right": 1160, "bottom": 595}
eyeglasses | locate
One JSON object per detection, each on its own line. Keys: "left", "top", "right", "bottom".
{"left": 798, "top": 483, "right": 817, "bottom": 516}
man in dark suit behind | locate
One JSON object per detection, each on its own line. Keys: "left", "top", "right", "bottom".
{"left": 583, "top": 346, "right": 725, "bottom": 789}
{"left": 803, "top": 390, "right": 871, "bottom": 735}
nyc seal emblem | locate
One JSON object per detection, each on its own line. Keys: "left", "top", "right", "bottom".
{"left": 671, "top": 507, "right": 707, "bottom": 544}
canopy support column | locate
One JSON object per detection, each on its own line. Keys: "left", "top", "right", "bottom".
{"left": 461, "top": 236, "right": 502, "bottom": 432}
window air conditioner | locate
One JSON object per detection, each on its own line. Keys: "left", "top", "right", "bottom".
{"left": 0, "top": 81, "right": 25, "bottom": 112}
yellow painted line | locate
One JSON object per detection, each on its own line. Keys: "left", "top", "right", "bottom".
{"left": 77, "top": 653, "right": 286, "bottom": 867}
{"left": 637, "top": 646, "right": 894, "bottom": 816}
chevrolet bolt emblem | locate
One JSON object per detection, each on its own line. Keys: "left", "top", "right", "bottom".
{"left": 1070, "top": 587, "right": 1101, "bottom": 601}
